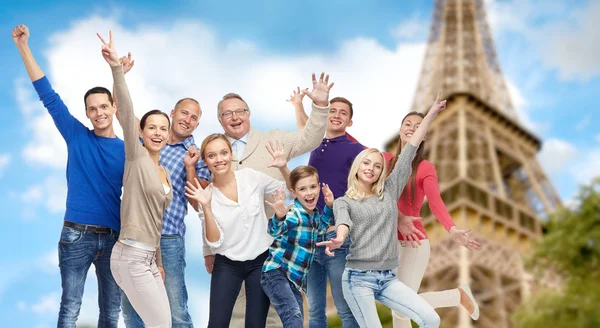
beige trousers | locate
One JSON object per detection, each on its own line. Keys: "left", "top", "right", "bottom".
{"left": 230, "top": 282, "right": 283, "bottom": 327}
{"left": 392, "top": 240, "right": 460, "bottom": 328}
{"left": 111, "top": 242, "right": 171, "bottom": 328}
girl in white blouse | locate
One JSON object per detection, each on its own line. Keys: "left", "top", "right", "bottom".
{"left": 185, "top": 133, "right": 292, "bottom": 328}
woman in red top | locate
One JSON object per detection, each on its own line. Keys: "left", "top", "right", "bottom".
{"left": 387, "top": 111, "right": 481, "bottom": 328}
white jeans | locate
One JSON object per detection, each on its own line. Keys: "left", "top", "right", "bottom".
{"left": 392, "top": 240, "right": 461, "bottom": 328}
{"left": 111, "top": 242, "right": 171, "bottom": 328}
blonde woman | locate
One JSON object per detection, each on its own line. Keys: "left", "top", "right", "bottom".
{"left": 318, "top": 96, "right": 446, "bottom": 328}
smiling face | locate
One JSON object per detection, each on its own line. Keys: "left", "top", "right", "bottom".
{"left": 85, "top": 93, "right": 115, "bottom": 133}
{"left": 399, "top": 114, "right": 423, "bottom": 144}
{"left": 170, "top": 99, "right": 201, "bottom": 141}
{"left": 140, "top": 114, "right": 170, "bottom": 155}
{"left": 327, "top": 101, "right": 353, "bottom": 136}
{"left": 292, "top": 174, "right": 320, "bottom": 212}
{"left": 218, "top": 97, "right": 251, "bottom": 140}
{"left": 357, "top": 151, "right": 384, "bottom": 187}
{"left": 202, "top": 137, "right": 233, "bottom": 176}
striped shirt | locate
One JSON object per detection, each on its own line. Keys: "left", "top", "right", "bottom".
{"left": 159, "top": 136, "right": 210, "bottom": 236}
{"left": 263, "top": 199, "right": 333, "bottom": 292}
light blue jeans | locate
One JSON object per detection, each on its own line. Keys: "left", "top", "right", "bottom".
{"left": 342, "top": 268, "right": 440, "bottom": 328}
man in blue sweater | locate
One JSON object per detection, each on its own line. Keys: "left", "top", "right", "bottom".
{"left": 13, "top": 24, "right": 125, "bottom": 328}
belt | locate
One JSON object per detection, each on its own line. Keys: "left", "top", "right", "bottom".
{"left": 64, "top": 221, "right": 114, "bottom": 234}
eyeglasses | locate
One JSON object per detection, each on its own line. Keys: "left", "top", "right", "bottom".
{"left": 220, "top": 108, "right": 249, "bottom": 119}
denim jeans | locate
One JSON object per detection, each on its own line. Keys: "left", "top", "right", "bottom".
{"left": 260, "top": 269, "right": 304, "bottom": 328}
{"left": 121, "top": 234, "right": 194, "bottom": 327}
{"left": 57, "top": 224, "right": 121, "bottom": 328}
{"left": 307, "top": 230, "right": 359, "bottom": 328}
{"left": 342, "top": 268, "right": 440, "bottom": 328}
{"left": 208, "top": 251, "right": 270, "bottom": 327}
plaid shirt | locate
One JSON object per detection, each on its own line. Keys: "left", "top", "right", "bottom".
{"left": 262, "top": 199, "right": 333, "bottom": 292}
{"left": 159, "top": 135, "right": 210, "bottom": 236}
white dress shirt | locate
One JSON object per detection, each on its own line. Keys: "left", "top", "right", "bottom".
{"left": 228, "top": 133, "right": 249, "bottom": 161}
{"left": 199, "top": 168, "right": 292, "bottom": 261}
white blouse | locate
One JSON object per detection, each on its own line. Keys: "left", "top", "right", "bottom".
{"left": 198, "top": 168, "right": 293, "bottom": 261}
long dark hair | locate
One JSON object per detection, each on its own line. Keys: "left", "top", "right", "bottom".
{"left": 388, "top": 111, "right": 426, "bottom": 203}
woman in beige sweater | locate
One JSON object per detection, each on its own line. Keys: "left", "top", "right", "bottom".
{"left": 98, "top": 31, "right": 174, "bottom": 327}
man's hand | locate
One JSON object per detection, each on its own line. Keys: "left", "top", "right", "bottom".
{"left": 287, "top": 87, "right": 306, "bottom": 107}
{"left": 204, "top": 255, "right": 215, "bottom": 274}
{"left": 121, "top": 52, "right": 135, "bottom": 74}
{"left": 302, "top": 72, "right": 334, "bottom": 107}
{"left": 12, "top": 24, "right": 29, "bottom": 47}
{"left": 96, "top": 30, "right": 121, "bottom": 67}
{"left": 184, "top": 146, "right": 201, "bottom": 167}
{"left": 158, "top": 266, "right": 165, "bottom": 281}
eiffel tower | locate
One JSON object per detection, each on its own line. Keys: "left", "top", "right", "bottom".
{"left": 379, "top": 0, "right": 562, "bottom": 327}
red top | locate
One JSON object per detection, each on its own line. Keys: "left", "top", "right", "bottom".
{"left": 346, "top": 133, "right": 455, "bottom": 240}
{"left": 396, "top": 160, "right": 455, "bottom": 240}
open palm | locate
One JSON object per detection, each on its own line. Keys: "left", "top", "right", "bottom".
{"left": 266, "top": 140, "right": 287, "bottom": 168}
{"left": 265, "top": 189, "right": 292, "bottom": 219}
{"left": 185, "top": 179, "right": 213, "bottom": 207}
{"left": 302, "top": 72, "right": 334, "bottom": 107}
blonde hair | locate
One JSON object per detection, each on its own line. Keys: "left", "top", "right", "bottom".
{"left": 200, "top": 133, "right": 232, "bottom": 161}
{"left": 345, "top": 148, "right": 387, "bottom": 200}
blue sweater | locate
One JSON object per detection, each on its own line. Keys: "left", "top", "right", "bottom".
{"left": 33, "top": 77, "right": 125, "bottom": 232}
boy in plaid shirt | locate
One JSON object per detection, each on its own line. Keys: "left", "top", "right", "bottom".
{"left": 261, "top": 166, "right": 334, "bottom": 328}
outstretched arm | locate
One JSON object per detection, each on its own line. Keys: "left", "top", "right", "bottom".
{"left": 12, "top": 25, "right": 43, "bottom": 82}
{"left": 288, "top": 87, "right": 309, "bottom": 130}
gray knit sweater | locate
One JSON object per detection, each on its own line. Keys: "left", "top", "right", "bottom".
{"left": 334, "top": 143, "right": 417, "bottom": 270}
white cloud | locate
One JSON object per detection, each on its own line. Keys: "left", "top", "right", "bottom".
{"left": 505, "top": 79, "right": 549, "bottom": 135}
{"left": 537, "top": 138, "right": 577, "bottom": 174}
{"left": 18, "top": 176, "right": 67, "bottom": 220}
{"left": 571, "top": 149, "right": 600, "bottom": 183}
{"left": 0, "top": 154, "right": 10, "bottom": 178}
{"left": 38, "top": 250, "right": 59, "bottom": 274}
{"left": 31, "top": 292, "right": 60, "bottom": 315}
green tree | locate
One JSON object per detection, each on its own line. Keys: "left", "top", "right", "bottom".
{"left": 513, "top": 178, "right": 600, "bottom": 327}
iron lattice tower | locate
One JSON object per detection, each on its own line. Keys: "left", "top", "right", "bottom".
{"left": 382, "top": 0, "right": 561, "bottom": 327}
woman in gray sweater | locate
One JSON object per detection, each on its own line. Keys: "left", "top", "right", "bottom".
{"left": 317, "top": 96, "right": 447, "bottom": 328}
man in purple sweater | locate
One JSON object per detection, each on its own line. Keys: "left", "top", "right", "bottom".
{"left": 13, "top": 25, "right": 124, "bottom": 328}
{"left": 290, "top": 93, "right": 361, "bottom": 327}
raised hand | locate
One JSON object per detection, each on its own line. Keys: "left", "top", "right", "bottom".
{"left": 12, "top": 24, "right": 29, "bottom": 47}
{"left": 287, "top": 87, "right": 306, "bottom": 107}
{"left": 322, "top": 183, "right": 334, "bottom": 208}
{"left": 429, "top": 91, "right": 448, "bottom": 115}
{"left": 266, "top": 140, "right": 287, "bottom": 169}
{"left": 450, "top": 226, "right": 481, "bottom": 251}
{"left": 316, "top": 236, "right": 344, "bottom": 256}
{"left": 302, "top": 72, "right": 335, "bottom": 107}
{"left": 398, "top": 215, "right": 426, "bottom": 248}
{"left": 96, "top": 30, "right": 120, "bottom": 67}
{"left": 184, "top": 146, "right": 201, "bottom": 167}
{"left": 121, "top": 52, "right": 135, "bottom": 74}
{"left": 185, "top": 178, "right": 213, "bottom": 207}
{"left": 265, "top": 189, "right": 293, "bottom": 220}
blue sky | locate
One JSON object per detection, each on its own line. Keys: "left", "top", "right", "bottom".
{"left": 1, "top": 0, "right": 599, "bottom": 327}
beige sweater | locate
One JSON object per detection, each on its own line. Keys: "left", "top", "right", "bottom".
{"left": 202, "top": 102, "right": 329, "bottom": 256}
{"left": 113, "top": 65, "right": 173, "bottom": 266}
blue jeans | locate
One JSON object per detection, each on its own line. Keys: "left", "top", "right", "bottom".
{"left": 121, "top": 235, "right": 194, "bottom": 327}
{"left": 57, "top": 224, "right": 121, "bottom": 328}
{"left": 342, "top": 268, "right": 440, "bottom": 328}
{"left": 307, "top": 230, "right": 359, "bottom": 328}
{"left": 260, "top": 269, "right": 304, "bottom": 328}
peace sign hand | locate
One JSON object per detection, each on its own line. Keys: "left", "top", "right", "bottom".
{"left": 96, "top": 30, "right": 120, "bottom": 67}
{"left": 302, "top": 72, "right": 335, "bottom": 107}
{"left": 265, "top": 189, "right": 292, "bottom": 220}
{"left": 121, "top": 52, "right": 135, "bottom": 74}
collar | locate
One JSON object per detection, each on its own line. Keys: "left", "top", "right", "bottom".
{"left": 228, "top": 133, "right": 249, "bottom": 145}
{"left": 167, "top": 135, "right": 196, "bottom": 150}
{"left": 293, "top": 199, "right": 317, "bottom": 217}
{"left": 323, "top": 134, "right": 350, "bottom": 143}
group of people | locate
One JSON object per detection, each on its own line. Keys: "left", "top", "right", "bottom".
{"left": 13, "top": 23, "right": 482, "bottom": 328}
